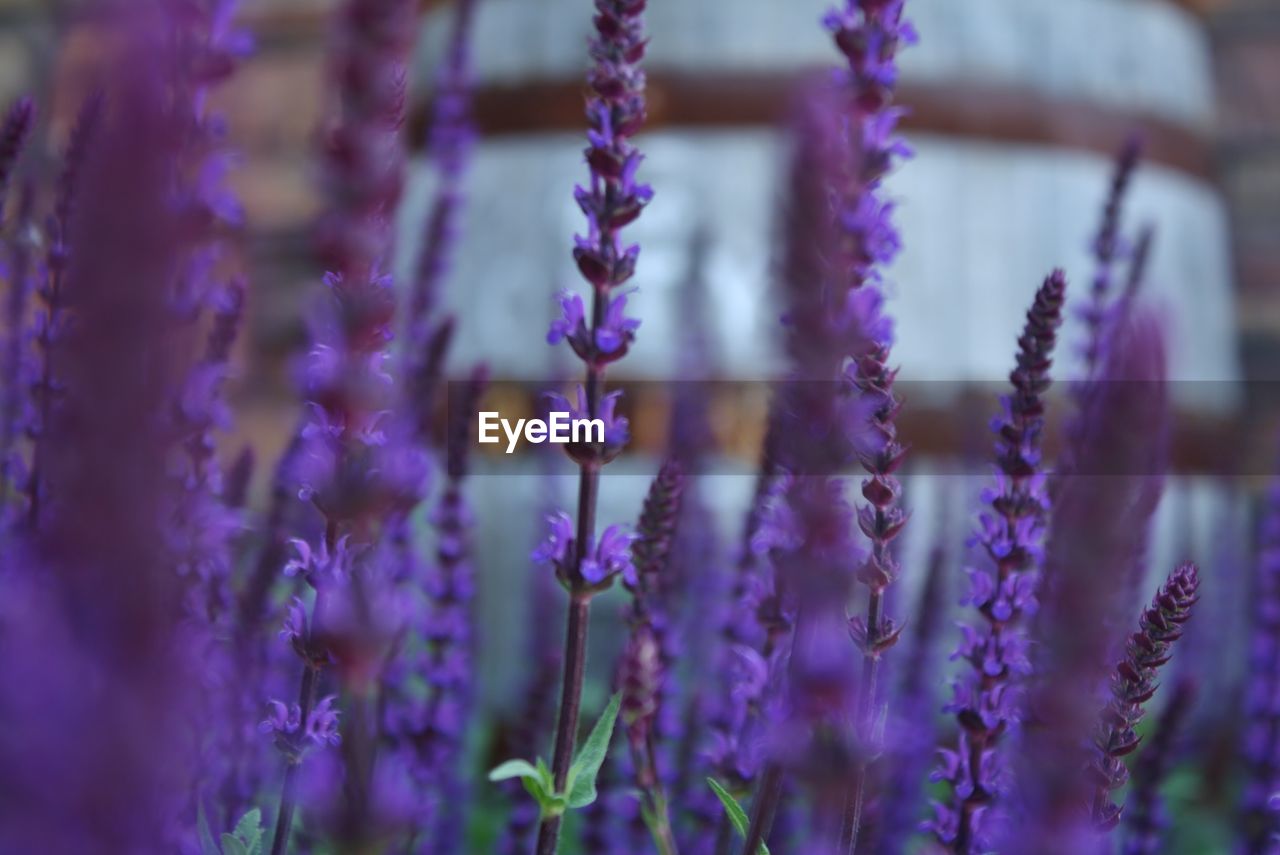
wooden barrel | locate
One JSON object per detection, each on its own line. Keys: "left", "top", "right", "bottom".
{"left": 410, "top": 0, "right": 1237, "bottom": 412}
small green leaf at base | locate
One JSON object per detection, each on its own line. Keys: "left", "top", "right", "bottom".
{"left": 220, "top": 836, "right": 248, "bottom": 855}
{"left": 566, "top": 692, "right": 622, "bottom": 809}
{"left": 488, "top": 759, "right": 540, "bottom": 783}
{"left": 197, "top": 804, "right": 219, "bottom": 855}
{"left": 707, "top": 777, "right": 770, "bottom": 855}
{"left": 219, "top": 808, "right": 264, "bottom": 855}
{"left": 490, "top": 756, "right": 563, "bottom": 819}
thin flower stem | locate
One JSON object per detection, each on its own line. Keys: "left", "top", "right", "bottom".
{"left": 630, "top": 736, "right": 679, "bottom": 855}
{"left": 841, "top": 590, "right": 884, "bottom": 853}
{"left": 536, "top": 592, "right": 594, "bottom": 855}
{"left": 742, "top": 762, "right": 783, "bottom": 855}
{"left": 536, "top": 278, "right": 608, "bottom": 855}
{"left": 269, "top": 521, "right": 336, "bottom": 855}
{"left": 269, "top": 663, "right": 317, "bottom": 855}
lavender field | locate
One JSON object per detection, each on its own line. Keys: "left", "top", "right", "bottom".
{"left": 0, "top": 0, "right": 1271, "bottom": 853}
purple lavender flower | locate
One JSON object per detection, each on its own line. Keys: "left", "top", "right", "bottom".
{"left": 525, "top": 25, "right": 656, "bottom": 829}
{"left": 402, "top": 0, "right": 478, "bottom": 454}
{"left": 1089, "top": 564, "right": 1200, "bottom": 831}
{"left": 1123, "top": 224, "right": 1156, "bottom": 303}
{"left": 929, "top": 271, "right": 1066, "bottom": 853}
{"left": 0, "top": 14, "right": 204, "bottom": 846}
{"left": 399, "top": 365, "right": 487, "bottom": 849}
{"left": 1079, "top": 136, "right": 1143, "bottom": 379}
{"left": 533, "top": 511, "right": 637, "bottom": 590}
{"left": 544, "top": 385, "right": 631, "bottom": 465}
{"left": 406, "top": 0, "right": 477, "bottom": 336}
{"left": 1017, "top": 308, "right": 1171, "bottom": 850}
{"left": 531, "top": 1, "right": 656, "bottom": 820}
{"left": 547, "top": 289, "right": 641, "bottom": 361}
{"left": 268, "top": 1, "right": 416, "bottom": 850}
{"left": 24, "top": 93, "right": 102, "bottom": 530}
{"left": 612, "top": 461, "right": 685, "bottom": 851}
{"left": 0, "top": 179, "right": 35, "bottom": 517}
{"left": 821, "top": 5, "right": 915, "bottom": 849}
{"left": 261, "top": 694, "right": 343, "bottom": 757}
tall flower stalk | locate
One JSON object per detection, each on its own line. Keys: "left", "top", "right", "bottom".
{"left": 930, "top": 271, "right": 1066, "bottom": 853}
{"left": 619, "top": 460, "right": 685, "bottom": 855}
{"left": 404, "top": 0, "right": 478, "bottom": 442}
{"left": 25, "top": 94, "right": 101, "bottom": 531}
{"left": 0, "top": 14, "right": 199, "bottom": 843}
{"left": 408, "top": 365, "right": 488, "bottom": 848}
{"left": 1079, "top": 137, "right": 1142, "bottom": 380}
{"left": 739, "top": 84, "right": 895, "bottom": 854}
{"left": 534, "top": 1, "right": 651, "bottom": 852}
{"left": 822, "top": 2, "right": 916, "bottom": 850}
{"left": 1089, "top": 563, "right": 1200, "bottom": 831}
{"left": 406, "top": 0, "right": 476, "bottom": 340}
{"left": 0, "top": 178, "right": 34, "bottom": 515}
{"left": 266, "top": 1, "right": 416, "bottom": 851}
{"left": 0, "top": 97, "right": 34, "bottom": 509}
{"left": 1019, "top": 307, "right": 1170, "bottom": 850}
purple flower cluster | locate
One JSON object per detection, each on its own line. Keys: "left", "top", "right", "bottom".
{"left": 1089, "top": 563, "right": 1200, "bottom": 831}
{"left": 1079, "top": 136, "right": 1142, "bottom": 378}
{"left": 0, "top": 1, "right": 1267, "bottom": 854}
{"left": 265, "top": 0, "right": 423, "bottom": 849}
{"left": 24, "top": 94, "right": 100, "bottom": 530}
{"left": 930, "top": 271, "right": 1066, "bottom": 852}
{"left": 531, "top": 2, "right": 652, "bottom": 850}
{"left": 380, "top": 366, "right": 488, "bottom": 849}
{"left": 617, "top": 460, "right": 685, "bottom": 838}
{"left": 407, "top": 0, "right": 477, "bottom": 335}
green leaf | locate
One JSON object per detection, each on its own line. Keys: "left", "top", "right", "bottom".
{"left": 566, "top": 692, "right": 622, "bottom": 808}
{"left": 230, "top": 808, "right": 263, "bottom": 855}
{"left": 707, "top": 777, "right": 770, "bottom": 855}
{"left": 488, "top": 759, "right": 541, "bottom": 783}
{"left": 197, "top": 804, "right": 220, "bottom": 855}
{"left": 221, "top": 835, "right": 249, "bottom": 855}
{"left": 521, "top": 776, "right": 567, "bottom": 819}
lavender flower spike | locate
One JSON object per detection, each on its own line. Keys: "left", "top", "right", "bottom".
{"left": 0, "top": 181, "right": 34, "bottom": 514}
{"left": 406, "top": 0, "right": 477, "bottom": 335}
{"left": 269, "top": 0, "right": 415, "bottom": 851}
{"left": 1080, "top": 136, "right": 1142, "bottom": 379}
{"left": 25, "top": 93, "right": 102, "bottom": 531}
{"left": 618, "top": 461, "right": 684, "bottom": 854}
{"left": 929, "top": 271, "right": 1066, "bottom": 854}
{"left": 823, "top": 4, "right": 916, "bottom": 851}
{"left": 1089, "top": 563, "right": 1200, "bottom": 832}
{"left": 534, "top": 2, "right": 651, "bottom": 852}
{"left": 1016, "top": 307, "right": 1170, "bottom": 853}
